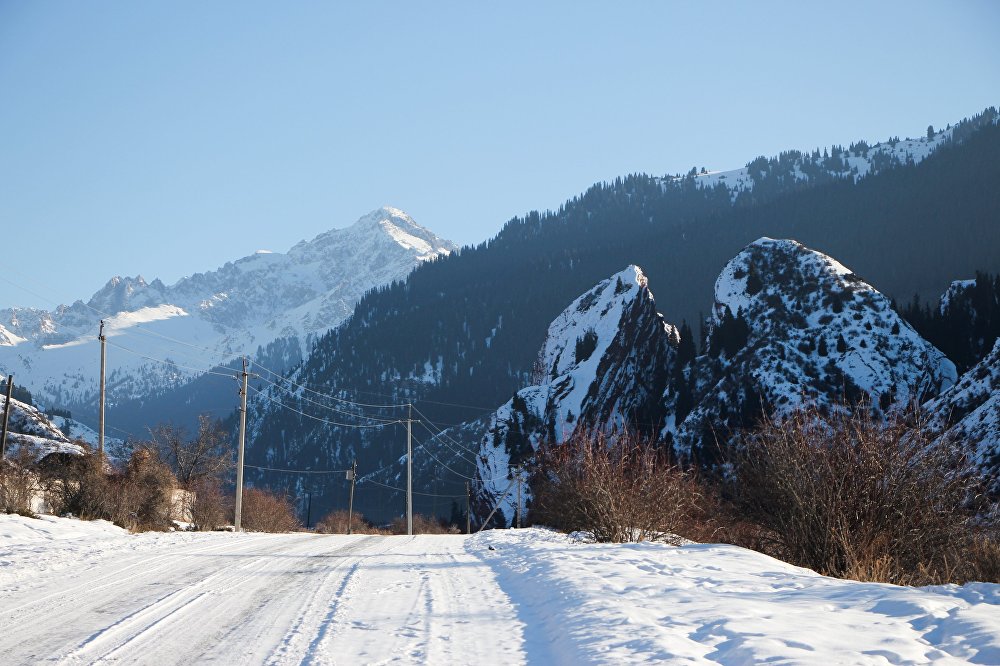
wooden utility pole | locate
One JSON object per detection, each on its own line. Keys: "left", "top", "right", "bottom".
{"left": 406, "top": 404, "right": 413, "bottom": 536}
{"left": 1, "top": 375, "right": 13, "bottom": 459}
{"left": 234, "top": 357, "right": 249, "bottom": 532}
{"left": 465, "top": 481, "right": 471, "bottom": 534}
{"left": 98, "top": 320, "right": 106, "bottom": 456}
{"left": 347, "top": 459, "right": 357, "bottom": 535}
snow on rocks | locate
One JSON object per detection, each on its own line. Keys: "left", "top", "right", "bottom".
{"left": 673, "top": 238, "right": 956, "bottom": 458}
{"left": 0, "top": 395, "right": 85, "bottom": 459}
{"left": 475, "top": 266, "right": 679, "bottom": 524}
{"left": 925, "top": 339, "right": 1000, "bottom": 488}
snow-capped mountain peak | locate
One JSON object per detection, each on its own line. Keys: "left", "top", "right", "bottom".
{"left": 0, "top": 207, "right": 457, "bottom": 427}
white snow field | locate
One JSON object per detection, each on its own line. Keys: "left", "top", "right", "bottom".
{"left": 1, "top": 517, "right": 999, "bottom": 665}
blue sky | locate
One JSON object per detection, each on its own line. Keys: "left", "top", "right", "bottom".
{"left": 1, "top": 1, "right": 998, "bottom": 308}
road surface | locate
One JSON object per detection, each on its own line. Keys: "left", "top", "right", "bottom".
{"left": 0, "top": 531, "right": 524, "bottom": 664}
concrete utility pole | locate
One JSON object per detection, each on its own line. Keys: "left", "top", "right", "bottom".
{"left": 406, "top": 404, "right": 413, "bottom": 536}
{"left": 234, "top": 357, "right": 249, "bottom": 532}
{"left": 516, "top": 466, "right": 522, "bottom": 529}
{"left": 347, "top": 459, "right": 357, "bottom": 535}
{"left": 98, "top": 320, "right": 106, "bottom": 456}
{"left": 1, "top": 375, "right": 13, "bottom": 459}
{"left": 465, "top": 481, "right": 471, "bottom": 534}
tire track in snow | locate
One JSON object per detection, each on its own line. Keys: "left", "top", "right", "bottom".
{"left": 60, "top": 534, "right": 377, "bottom": 665}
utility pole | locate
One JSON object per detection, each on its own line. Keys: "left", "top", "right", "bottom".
{"left": 406, "top": 404, "right": 413, "bottom": 536}
{"left": 516, "top": 466, "right": 522, "bottom": 529}
{"left": 465, "top": 481, "right": 471, "bottom": 534}
{"left": 305, "top": 492, "right": 312, "bottom": 529}
{"left": 234, "top": 356, "right": 249, "bottom": 532}
{"left": 347, "top": 459, "right": 357, "bottom": 535}
{"left": 1, "top": 375, "right": 13, "bottom": 460}
{"left": 98, "top": 320, "right": 106, "bottom": 456}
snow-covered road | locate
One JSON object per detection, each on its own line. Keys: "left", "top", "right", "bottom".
{"left": 1, "top": 516, "right": 999, "bottom": 664}
{"left": 0, "top": 520, "right": 523, "bottom": 664}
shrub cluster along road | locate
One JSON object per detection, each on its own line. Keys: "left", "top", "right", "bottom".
{"left": 1, "top": 517, "right": 998, "bottom": 664}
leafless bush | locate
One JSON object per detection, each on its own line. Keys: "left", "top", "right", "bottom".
{"left": 36, "top": 447, "right": 176, "bottom": 531}
{"left": 730, "top": 404, "right": 999, "bottom": 585}
{"left": 389, "top": 514, "right": 457, "bottom": 535}
{"left": 241, "top": 487, "right": 301, "bottom": 533}
{"left": 190, "top": 478, "right": 229, "bottom": 531}
{"left": 0, "top": 449, "right": 38, "bottom": 516}
{"left": 531, "top": 430, "right": 716, "bottom": 544}
{"left": 315, "top": 509, "right": 386, "bottom": 535}
{"left": 37, "top": 449, "right": 111, "bottom": 520}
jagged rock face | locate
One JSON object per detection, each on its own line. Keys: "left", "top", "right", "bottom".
{"left": 672, "top": 238, "right": 957, "bottom": 461}
{"left": 476, "top": 265, "right": 679, "bottom": 522}
{"left": 0, "top": 207, "right": 456, "bottom": 422}
{"left": 925, "top": 339, "right": 1000, "bottom": 488}
{"left": 0, "top": 396, "right": 85, "bottom": 460}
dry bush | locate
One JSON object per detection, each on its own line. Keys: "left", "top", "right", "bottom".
{"left": 241, "top": 487, "right": 301, "bottom": 533}
{"left": 730, "top": 404, "right": 999, "bottom": 585}
{"left": 36, "top": 447, "right": 177, "bottom": 531}
{"left": 1, "top": 449, "right": 38, "bottom": 516}
{"left": 389, "top": 514, "right": 457, "bottom": 535}
{"left": 190, "top": 478, "right": 229, "bottom": 531}
{"left": 315, "top": 509, "right": 386, "bottom": 534}
{"left": 37, "top": 449, "right": 111, "bottom": 520}
{"left": 530, "top": 430, "right": 716, "bottom": 544}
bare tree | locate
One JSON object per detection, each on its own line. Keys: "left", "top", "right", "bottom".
{"left": 148, "top": 415, "right": 232, "bottom": 489}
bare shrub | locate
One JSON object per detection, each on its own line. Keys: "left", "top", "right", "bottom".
{"left": 0, "top": 449, "right": 38, "bottom": 516}
{"left": 389, "top": 514, "right": 457, "bottom": 535}
{"left": 37, "top": 449, "right": 111, "bottom": 520}
{"left": 241, "top": 488, "right": 301, "bottom": 533}
{"left": 35, "top": 447, "right": 176, "bottom": 531}
{"left": 730, "top": 404, "right": 999, "bottom": 585}
{"left": 530, "top": 430, "right": 715, "bottom": 543}
{"left": 315, "top": 509, "right": 386, "bottom": 535}
{"left": 190, "top": 478, "right": 229, "bottom": 531}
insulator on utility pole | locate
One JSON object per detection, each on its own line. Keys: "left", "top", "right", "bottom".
{"left": 347, "top": 459, "right": 357, "bottom": 535}
{"left": 406, "top": 404, "right": 413, "bottom": 536}
{"left": 234, "top": 356, "right": 249, "bottom": 532}
{"left": 1, "top": 374, "right": 14, "bottom": 460}
{"left": 98, "top": 320, "right": 106, "bottom": 456}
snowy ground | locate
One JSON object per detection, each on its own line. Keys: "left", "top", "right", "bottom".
{"left": 1, "top": 516, "right": 998, "bottom": 664}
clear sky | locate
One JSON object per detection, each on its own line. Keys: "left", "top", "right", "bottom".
{"left": 1, "top": 1, "right": 998, "bottom": 309}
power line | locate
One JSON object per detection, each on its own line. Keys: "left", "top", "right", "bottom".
{"left": 361, "top": 478, "right": 466, "bottom": 499}
{"left": 106, "top": 340, "right": 238, "bottom": 380}
{"left": 246, "top": 385, "right": 400, "bottom": 429}
{"left": 249, "top": 360, "right": 410, "bottom": 410}
{"left": 244, "top": 464, "right": 351, "bottom": 475}
{"left": 248, "top": 371, "right": 401, "bottom": 423}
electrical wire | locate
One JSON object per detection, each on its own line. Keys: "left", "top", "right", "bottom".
{"left": 106, "top": 340, "right": 238, "bottom": 379}
{"left": 249, "top": 360, "right": 410, "bottom": 410}
{"left": 360, "top": 478, "right": 466, "bottom": 499}
{"left": 247, "top": 371, "right": 401, "bottom": 423}
{"left": 246, "top": 385, "right": 400, "bottom": 429}
{"left": 244, "top": 464, "right": 351, "bottom": 475}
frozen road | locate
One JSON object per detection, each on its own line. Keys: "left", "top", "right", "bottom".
{"left": 0, "top": 529, "right": 524, "bottom": 665}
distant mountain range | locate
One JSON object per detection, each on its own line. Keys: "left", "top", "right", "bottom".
{"left": 0, "top": 207, "right": 455, "bottom": 434}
